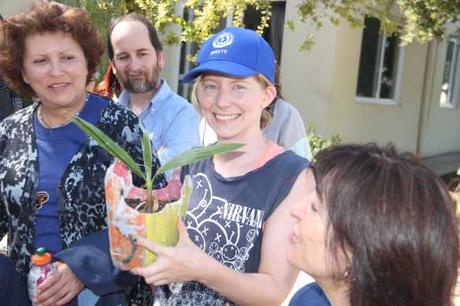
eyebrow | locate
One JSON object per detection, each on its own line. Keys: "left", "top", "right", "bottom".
{"left": 202, "top": 76, "right": 217, "bottom": 81}
{"left": 117, "top": 48, "right": 150, "bottom": 53}
{"left": 29, "top": 49, "right": 77, "bottom": 57}
{"left": 202, "top": 76, "right": 251, "bottom": 84}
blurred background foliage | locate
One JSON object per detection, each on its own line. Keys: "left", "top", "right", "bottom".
{"left": 57, "top": 0, "right": 460, "bottom": 53}
{"left": 307, "top": 125, "right": 342, "bottom": 160}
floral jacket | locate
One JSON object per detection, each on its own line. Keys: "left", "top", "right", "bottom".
{"left": 0, "top": 95, "right": 166, "bottom": 305}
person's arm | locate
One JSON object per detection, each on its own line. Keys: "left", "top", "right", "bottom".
{"left": 53, "top": 229, "right": 137, "bottom": 295}
{"left": 134, "top": 169, "right": 312, "bottom": 306}
{"left": 0, "top": 195, "right": 7, "bottom": 243}
{"left": 277, "top": 106, "right": 312, "bottom": 160}
{"left": 157, "top": 106, "right": 201, "bottom": 166}
{"left": 0, "top": 255, "right": 31, "bottom": 306}
{"left": 0, "top": 123, "right": 8, "bottom": 240}
{"left": 36, "top": 230, "right": 138, "bottom": 306}
{"left": 266, "top": 100, "right": 312, "bottom": 160}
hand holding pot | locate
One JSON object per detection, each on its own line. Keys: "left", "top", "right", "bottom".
{"left": 132, "top": 218, "right": 211, "bottom": 286}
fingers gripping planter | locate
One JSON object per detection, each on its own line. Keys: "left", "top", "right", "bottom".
{"left": 105, "top": 160, "right": 192, "bottom": 270}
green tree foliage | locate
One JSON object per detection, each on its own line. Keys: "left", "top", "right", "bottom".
{"left": 59, "top": 0, "right": 271, "bottom": 46}
{"left": 307, "top": 125, "right": 342, "bottom": 160}
{"left": 295, "top": 0, "right": 460, "bottom": 50}
{"left": 58, "top": 0, "right": 460, "bottom": 54}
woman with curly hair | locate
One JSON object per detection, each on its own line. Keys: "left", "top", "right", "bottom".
{"left": 0, "top": 2, "right": 165, "bottom": 305}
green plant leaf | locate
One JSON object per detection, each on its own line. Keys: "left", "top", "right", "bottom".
{"left": 153, "top": 143, "right": 245, "bottom": 180}
{"left": 72, "top": 115, "right": 145, "bottom": 180}
{"left": 142, "top": 129, "right": 153, "bottom": 184}
{"left": 141, "top": 129, "right": 155, "bottom": 212}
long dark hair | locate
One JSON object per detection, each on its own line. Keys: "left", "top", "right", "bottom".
{"left": 313, "top": 143, "right": 458, "bottom": 306}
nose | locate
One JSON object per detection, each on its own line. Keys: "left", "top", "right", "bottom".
{"left": 49, "top": 59, "right": 64, "bottom": 77}
{"left": 128, "top": 56, "right": 143, "bottom": 72}
{"left": 214, "top": 87, "right": 233, "bottom": 108}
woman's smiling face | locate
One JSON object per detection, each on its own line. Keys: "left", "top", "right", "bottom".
{"left": 288, "top": 172, "right": 349, "bottom": 282}
{"left": 21, "top": 31, "right": 88, "bottom": 109}
{"left": 196, "top": 74, "right": 275, "bottom": 142}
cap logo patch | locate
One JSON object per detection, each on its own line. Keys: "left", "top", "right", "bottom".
{"left": 212, "top": 32, "right": 233, "bottom": 48}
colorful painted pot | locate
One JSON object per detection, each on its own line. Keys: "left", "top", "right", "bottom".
{"left": 105, "top": 160, "right": 191, "bottom": 270}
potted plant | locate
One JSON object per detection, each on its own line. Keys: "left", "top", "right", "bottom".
{"left": 72, "top": 116, "right": 242, "bottom": 269}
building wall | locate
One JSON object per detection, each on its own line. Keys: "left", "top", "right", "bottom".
{"left": 328, "top": 25, "right": 427, "bottom": 153}
{"left": 280, "top": 0, "right": 337, "bottom": 135}
{"left": 419, "top": 40, "right": 460, "bottom": 156}
{"left": 280, "top": 0, "right": 453, "bottom": 156}
{"left": 0, "top": 0, "right": 32, "bottom": 17}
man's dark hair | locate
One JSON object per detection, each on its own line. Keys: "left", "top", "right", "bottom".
{"left": 312, "top": 143, "right": 459, "bottom": 306}
{"left": 107, "top": 13, "right": 162, "bottom": 60}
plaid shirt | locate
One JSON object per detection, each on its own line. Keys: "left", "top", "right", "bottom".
{"left": 0, "top": 77, "right": 22, "bottom": 121}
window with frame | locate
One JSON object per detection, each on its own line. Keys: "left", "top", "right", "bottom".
{"left": 356, "top": 17, "right": 404, "bottom": 104}
{"left": 440, "top": 36, "right": 460, "bottom": 108}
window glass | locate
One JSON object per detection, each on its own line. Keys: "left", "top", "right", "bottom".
{"left": 356, "top": 17, "right": 402, "bottom": 102}
{"left": 440, "top": 36, "right": 460, "bottom": 108}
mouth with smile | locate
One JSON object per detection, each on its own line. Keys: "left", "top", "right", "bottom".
{"left": 213, "top": 113, "right": 241, "bottom": 122}
{"left": 129, "top": 75, "right": 145, "bottom": 79}
{"left": 49, "top": 82, "right": 70, "bottom": 90}
{"left": 128, "top": 71, "right": 146, "bottom": 79}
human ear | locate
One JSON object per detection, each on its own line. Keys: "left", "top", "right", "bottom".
{"left": 22, "top": 69, "right": 30, "bottom": 85}
{"left": 110, "top": 61, "right": 117, "bottom": 75}
{"left": 262, "top": 85, "right": 277, "bottom": 108}
{"left": 157, "top": 51, "right": 165, "bottom": 70}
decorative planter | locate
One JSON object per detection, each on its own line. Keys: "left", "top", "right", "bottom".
{"left": 105, "top": 160, "right": 191, "bottom": 270}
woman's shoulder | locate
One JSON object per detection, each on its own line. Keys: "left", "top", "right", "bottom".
{"left": 95, "top": 95, "right": 140, "bottom": 130}
{"left": 268, "top": 149, "right": 309, "bottom": 172}
{"left": 181, "top": 156, "right": 213, "bottom": 176}
{"left": 289, "top": 282, "right": 331, "bottom": 306}
{"left": 0, "top": 104, "right": 35, "bottom": 132}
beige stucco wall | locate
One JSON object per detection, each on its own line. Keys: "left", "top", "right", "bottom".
{"left": 328, "top": 25, "right": 428, "bottom": 153}
{"left": 281, "top": 0, "right": 431, "bottom": 154}
{"left": 0, "top": 0, "right": 33, "bottom": 17}
{"left": 280, "top": 0, "right": 338, "bottom": 135}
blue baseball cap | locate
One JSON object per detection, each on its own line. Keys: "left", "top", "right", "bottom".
{"left": 182, "top": 27, "right": 275, "bottom": 83}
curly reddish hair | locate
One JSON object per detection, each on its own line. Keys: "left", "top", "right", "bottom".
{"left": 0, "top": 1, "right": 104, "bottom": 97}
{"left": 95, "top": 62, "right": 122, "bottom": 98}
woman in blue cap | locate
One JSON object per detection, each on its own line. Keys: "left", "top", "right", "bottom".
{"left": 133, "top": 27, "right": 312, "bottom": 305}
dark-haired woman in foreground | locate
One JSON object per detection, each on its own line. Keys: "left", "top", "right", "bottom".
{"left": 289, "top": 143, "right": 459, "bottom": 306}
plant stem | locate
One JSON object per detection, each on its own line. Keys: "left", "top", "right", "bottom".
{"left": 145, "top": 180, "right": 154, "bottom": 213}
